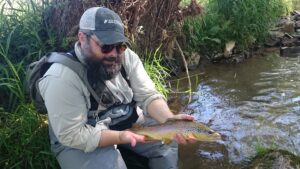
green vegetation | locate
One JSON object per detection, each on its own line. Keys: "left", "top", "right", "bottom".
{"left": 0, "top": 106, "right": 58, "bottom": 169}
{"left": 182, "top": 0, "right": 289, "bottom": 58}
{"left": 0, "top": 1, "right": 58, "bottom": 168}
{"left": 143, "top": 47, "right": 170, "bottom": 98}
{"left": 0, "top": 1, "right": 171, "bottom": 168}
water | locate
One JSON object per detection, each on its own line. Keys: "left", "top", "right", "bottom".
{"left": 171, "top": 53, "right": 300, "bottom": 168}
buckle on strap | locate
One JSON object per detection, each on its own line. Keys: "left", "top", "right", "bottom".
{"left": 87, "top": 110, "right": 99, "bottom": 121}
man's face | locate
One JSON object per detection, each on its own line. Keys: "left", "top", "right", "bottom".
{"left": 80, "top": 33, "right": 125, "bottom": 80}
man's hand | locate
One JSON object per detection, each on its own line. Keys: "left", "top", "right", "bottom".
{"left": 119, "top": 130, "right": 145, "bottom": 147}
{"left": 99, "top": 130, "right": 145, "bottom": 147}
{"left": 172, "top": 114, "right": 197, "bottom": 144}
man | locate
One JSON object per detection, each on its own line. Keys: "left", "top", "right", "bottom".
{"left": 39, "top": 7, "right": 195, "bottom": 169}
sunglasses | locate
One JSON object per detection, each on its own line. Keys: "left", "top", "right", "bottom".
{"left": 88, "top": 34, "right": 127, "bottom": 54}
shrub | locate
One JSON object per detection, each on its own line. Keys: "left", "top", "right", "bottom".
{"left": 182, "top": 0, "right": 288, "bottom": 58}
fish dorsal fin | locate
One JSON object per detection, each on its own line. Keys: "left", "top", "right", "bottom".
{"left": 164, "top": 118, "right": 191, "bottom": 123}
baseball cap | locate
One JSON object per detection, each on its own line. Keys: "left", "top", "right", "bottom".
{"left": 79, "top": 7, "right": 127, "bottom": 45}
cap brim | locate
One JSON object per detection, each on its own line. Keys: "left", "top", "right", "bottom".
{"left": 93, "top": 30, "right": 128, "bottom": 45}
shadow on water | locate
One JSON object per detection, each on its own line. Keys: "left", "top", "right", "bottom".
{"left": 170, "top": 53, "right": 300, "bottom": 168}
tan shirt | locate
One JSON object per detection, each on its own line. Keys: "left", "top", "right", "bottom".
{"left": 38, "top": 43, "right": 164, "bottom": 152}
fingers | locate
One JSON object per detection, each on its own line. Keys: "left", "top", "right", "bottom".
{"left": 130, "top": 133, "right": 145, "bottom": 147}
{"left": 173, "top": 114, "right": 194, "bottom": 121}
{"left": 175, "top": 134, "right": 197, "bottom": 144}
{"left": 131, "top": 138, "right": 137, "bottom": 147}
{"left": 186, "top": 137, "right": 197, "bottom": 144}
{"left": 175, "top": 134, "right": 187, "bottom": 144}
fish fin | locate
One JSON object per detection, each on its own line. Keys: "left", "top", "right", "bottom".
{"left": 162, "top": 138, "right": 173, "bottom": 144}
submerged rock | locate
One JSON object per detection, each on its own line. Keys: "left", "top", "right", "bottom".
{"left": 243, "top": 149, "right": 300, "bottom": 169}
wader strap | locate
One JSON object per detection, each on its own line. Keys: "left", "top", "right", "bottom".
{"left": 48, "top": 52, "right": 101, "bottom": 104}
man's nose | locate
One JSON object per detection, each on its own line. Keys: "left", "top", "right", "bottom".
{"left": 108, "top": 47, "right": 118, "bottom": 57}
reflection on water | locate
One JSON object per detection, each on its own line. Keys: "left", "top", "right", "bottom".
{"left": 173, "top": 53, "right": 300, "bottom": 168}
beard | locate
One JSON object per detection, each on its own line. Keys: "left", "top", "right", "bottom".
{"left": 81, "top": 42, "right": 123, "bottom": 80}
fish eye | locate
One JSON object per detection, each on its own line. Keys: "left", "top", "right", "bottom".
{"left": 208, "top": 130, "right": 214, "bottom": 134}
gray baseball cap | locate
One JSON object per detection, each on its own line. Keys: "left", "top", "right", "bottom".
{"left": 79, "top": 7, "right": 127, "bottom": 45}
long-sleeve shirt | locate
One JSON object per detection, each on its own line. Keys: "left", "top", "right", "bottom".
{"left": 38, "top": 42, "right": 164, "bottom": 152}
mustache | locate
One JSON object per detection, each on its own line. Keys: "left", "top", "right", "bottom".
{"left": 103, "top": 57, "right": 117, "bottom": 62}
{"left": 103, "top": 55, "right": 122, "bottom": 63}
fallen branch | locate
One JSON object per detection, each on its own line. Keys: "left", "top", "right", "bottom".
{"left": 175, "top": 39, "right": 192, "bottom": 104}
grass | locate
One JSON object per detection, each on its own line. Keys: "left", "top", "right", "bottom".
{"left": 0, "top": 105, "right": 58, "bottom": 169}
{"left": 0, "top": 28, "right": 26, "bottom": 111}
{"left": 0, "top": 1, "right": 172, "bottom": 168}
{"left": 143, "top": 47, "right": 170, "bottom": 98}
{"left": 0, "top": 1, "right": 58, "bottom": 168}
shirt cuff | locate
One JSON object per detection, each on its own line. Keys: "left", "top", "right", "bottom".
{"left": 142, "top": 94, "right": 166, "bottom": 116}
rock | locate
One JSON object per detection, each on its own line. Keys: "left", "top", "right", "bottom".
{"left": 281, "top": 37, "right": 298, "bottom": 47}
{"left": 276, "top": 16, "right": 290, "bottom": 27}
{"left": 280, "top": 46, "right": 300, "bottom": 57}
{"left": 281, "top": 21, "right": 295, "bottom": 33}
{"left": 187, "top": 52, "right": 201, "bottom": 70}
{"left": 265, "top": 31, "right": 284, "bottom": 47}
{"left": 295, "top": 21, "right": 300, "bottom": 29}
{"left": 224, "top": 41, "right": 236, "bottom": 58}
{"left": 265, "top": 37, "right": 281, "bottom": 47}
{"left": 211, "top": 53, "right": 224, "bottom": 62}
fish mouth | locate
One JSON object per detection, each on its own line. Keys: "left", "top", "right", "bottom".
{"left": 211, "top": 132, "right": 221, "bottom": 140}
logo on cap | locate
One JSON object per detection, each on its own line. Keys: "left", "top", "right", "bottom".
{"left": 103, "top": 19, "right": 123, "bottom": 27}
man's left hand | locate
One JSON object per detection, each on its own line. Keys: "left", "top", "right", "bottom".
{"left": 172, "top": 114, "right": 197, "bottom": 144}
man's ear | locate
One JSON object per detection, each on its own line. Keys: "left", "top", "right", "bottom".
{"left": 78, "top": 32, "right": 85, "bottom": 44}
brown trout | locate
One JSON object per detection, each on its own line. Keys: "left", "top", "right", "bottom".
{"left": 130, "top": 119, "right": 221, "bottom": 144}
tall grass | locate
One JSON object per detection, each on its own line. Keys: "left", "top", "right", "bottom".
{"left": 182, "top": 0, "right": 288, "bottom": 58}
{"left": 143, "top": 48, "right": 170, "bottom": 98}
{"left": 0, "top": 106, "right": 58, "bottom": 169}
{"left": 0, "top": 1, "right": 58, "bottom": 168}
{"left": 0, "top": 28, "right": 26, "bottom": 111}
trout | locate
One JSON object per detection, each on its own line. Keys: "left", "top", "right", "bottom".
{"left": 130, "top": 119, "right": 221, "bottom": 144}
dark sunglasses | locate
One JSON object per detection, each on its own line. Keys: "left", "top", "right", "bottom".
{"left": 87, "top": 34, "right": 127, "bottom": 54}
{"left": 100, "top": 43, "right": 127, "bottom": 54}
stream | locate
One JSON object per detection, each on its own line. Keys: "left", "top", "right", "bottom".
{"left": 172, "top": 52, "right": 300, "bottom": 169}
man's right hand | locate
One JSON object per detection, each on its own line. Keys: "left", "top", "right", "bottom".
{"left": 99, "top": 130, "right": 145, "bottom": 147}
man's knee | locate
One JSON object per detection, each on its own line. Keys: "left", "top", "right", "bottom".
{"left": 56, "top": 146, "right": 127, "bottom": 169}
